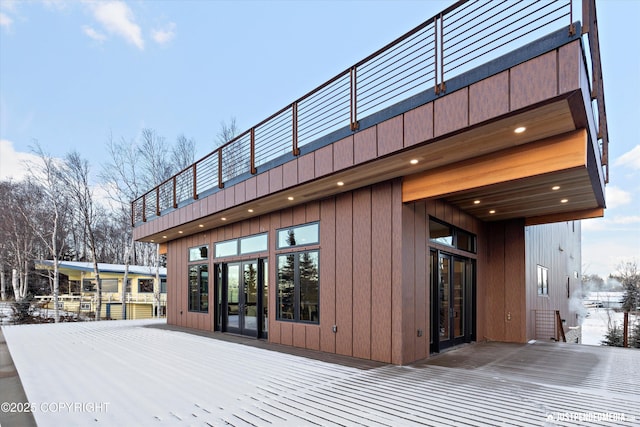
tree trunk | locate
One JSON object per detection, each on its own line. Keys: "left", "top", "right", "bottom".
{"left": 11, "top": 269, "right": 20, "bottom": 302}
{"left": 121, "top": 237, "right": 133, "bottom": 320}
{"left": 53, "top": 258, "right": 60, "bottom": 322}
{"left": 154, "top": 244, "right": 160, "bottom": 318}
{"left": 0, "top": 264, "right": 6, "bottom": 301}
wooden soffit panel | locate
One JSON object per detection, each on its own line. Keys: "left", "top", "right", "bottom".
{"left": 403, "top": 129, "right": 587, "bottom": 203}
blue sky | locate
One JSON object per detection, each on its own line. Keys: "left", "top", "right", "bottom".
{"left": 0, "top": 0, "right": 638, "bottom": 279}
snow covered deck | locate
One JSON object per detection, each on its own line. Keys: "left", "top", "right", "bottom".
{"left": 2, "top": 319, "right": 639, "bottom": 426}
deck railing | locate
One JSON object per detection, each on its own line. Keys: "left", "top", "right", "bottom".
{"left": 133, "top": 0, "right": 598, "bottom": 226}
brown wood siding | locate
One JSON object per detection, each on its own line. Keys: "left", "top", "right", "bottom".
{"left": 510, "top": 51, "right": 557, "bottom": 111}
{"left": 484, "top": 220, "right": 527, "bottom": 343}
{"left": 352, "top": 189, "right": 372, "bottom": 360}
{"left": 319, "top": 198, "right": 337, "bottom": 353}
{"left": 390, "top": 180, "right": 404, "bottom": 365}
{"left": 486, "top": 222, "right": 507, "bottom": 341}
{"left": 504, "top": 220, "right": 526, "bottom": 342}
{"left": 334, "top": 193, "right": 354, "bottom": 356}
{"left": 371, "top": 183, "right": 393, "bottom": 363}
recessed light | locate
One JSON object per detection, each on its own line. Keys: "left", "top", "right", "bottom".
{"left": 287, "top": 196, "right": 294, "bottom": 201}
{"left": 198, "top": 224, "right": 204, "bottom": 228}
{"left": 489, "top": 210, "right": 496, "bottom": 214}
{"left": 221, "top": 217, "right": 227, "bottom": 221}
{"left": 337, "top": 181, "right": 344, "bottom": 186}
{"left": 474, "top": 200, "right": 481, "bottom": 205}
{"left": 150, "top": 239, "right": 154, "bottom": 242}
{"left": 410, "top": 159, "right": 419, "bottom": 165}
{"left": 248, "top": 209, "right": 254, "bottom": 213}
{"left": 561, "top": 199, "right": 568, "bottom": 203}
{"left": 162, "top": 235, "right": 167, "bottom": 239}
{"left": 552, "top": 185, "right": 560, "bottom": 191}
{"left": 514, "top": 126, "right": 526, "bottom": 134}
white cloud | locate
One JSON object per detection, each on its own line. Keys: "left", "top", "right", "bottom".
{"left": 0, "top": 139, "right": 40, "bottom": 181}
{"left": 82, "top": 24, "right": 106, "bottom": 42}
{"left": 0, "top": 0, "right": 18, "bottom": 13}
{"left": 89, "top": 1, "right": 144, "bottom": 50}
{"left": 605, "top": 185, "right": 631, "bottom": 209}
{"left": 582, "top": 214, "right": 640, "bottom": 232}
{"left": 0, "top": 12, "right": 13, "bottom": 31}
{"left": 151, "top": 22, "right": 176, "bottom": 45}
{"left": 614, "top": 144, "right": 640, "bottom": 170}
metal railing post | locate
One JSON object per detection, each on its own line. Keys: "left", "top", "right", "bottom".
{"left": 155, "top": 187, "right": 160, "bottom": 216}
{"left": 172, "top": 176, "right": 177, "bottom": 208}
{"left": 250, "top": 128, "right": 257, "bottom": 174}
{"left": 192, "top": 163, "right": 198, "bottom": 200}
{"left": 292, "top": 103, "right": 300, "bottom": 155}
{"left": 217, "top": 150, "right": 224, "bottom": 189}
{"left": 350, "top": 67, "right": 359, "bottom": 131}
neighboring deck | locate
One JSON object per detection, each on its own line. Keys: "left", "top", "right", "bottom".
{"left": 3, "top": 319, "right": 638, "bottom": 426}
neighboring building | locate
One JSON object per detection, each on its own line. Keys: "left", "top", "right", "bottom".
{"left": 35, "top": 261, "right": 167, "bottom": 320}
{"left": 132, "top": 1, "right": 608, "bottom": 364}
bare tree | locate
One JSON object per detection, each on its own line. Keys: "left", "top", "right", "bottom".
{"left": 0, "top": 180, "right": 43, "bottom": 302}
{"left": 216, "top": 117, "right": 246, "bottom": 182}
{"left": 61, "top": 151, "right": 104, "bottom": 320}
{"left": 217, "top": 117, "right": 238, "bottom": 146}
{"left": 29, "top": 143, "right": 71, "bottom": 322}
{"left": 173, "top": 134, "right": 196, "bottom": 171}
{"left": 101, "top": 129, "right": 177, "bottom": 319}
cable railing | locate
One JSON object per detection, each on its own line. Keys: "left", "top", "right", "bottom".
{"left": 133, "top": 0, "right": 602, "bottom": 226}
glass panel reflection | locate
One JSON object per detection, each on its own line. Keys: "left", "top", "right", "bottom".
{"left": 277, "top": 255, "right": 295, "bottom": 320}
{"left": 243, "top": 262, "right": 258, "bottom": 332}
{"left": 439, "top": 256, "right": 450, "bottom": 342}
{"left": 453, "top": 259, "right": 464, "bottom": 338}
{"left": 299, "top": 251, "right": 319, "bottom": 322}
{"left": 227, "top": 264, "right": 240, "bottom": 329}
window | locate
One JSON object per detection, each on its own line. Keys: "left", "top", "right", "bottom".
{"left": 537, "top": 265, "right": 549, "bottom": 295}
{"left": 215, "top": 233, "right": 268, "bottom": 258}
{"left": 139, "top": 279, "right": 154, "bottom": 293}
{"left": 277, "top": 223, "right": 319, "bottom": 249}
{"left": 277, "top": 251, "right": 319, "bottom": 323}
{"left": 189, "top": 245, "right": 209, "bottom": 262}
{"left": 82, "top": 280, "right": 95, "bottom": 293}
{"left": 429, "top": 218, "right": 476, "bottom": 253}
{"left": 101, "top": 279, "right": 118, "bottom": 293}
{"left": 188, "top": 264, "right": 209, "bottom": 312}
{"left": 83, "top": 279, "right": 119, "bottom": 293}
{"left": 240, "top": 233, "right": 268, "bottom": 254}
{"left": 160, "top": 278, "right": 167, "bottom": 294}
{"left": 215, "top": 240, "right": 237, "bottom": 258}
{"left": 80, "top": 302, "right": 91, "bottom": 311}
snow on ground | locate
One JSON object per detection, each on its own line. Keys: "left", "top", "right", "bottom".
{"left": 581, "top": 307, "right": 638, "bottom": 346}
{"left": 3, "top": 319, "right": 640, "bottom": 426}
{"left": 3, "top": 319, "right": 363, "bottom": 426}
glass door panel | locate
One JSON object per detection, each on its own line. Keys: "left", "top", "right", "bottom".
{"left": 453, "top": 258, "right": 465, "bottom": 338}
{"left": 439, "top": 255, "right": 450, "bottom": 343}
{"left": 243, "top": 262, "right": 258, "bottom": 333}
{"left": 226, "top": 264, "right": 240, "bottom": 330}
{"left": 262, "top": 260, "right": 268, "bottom": 336}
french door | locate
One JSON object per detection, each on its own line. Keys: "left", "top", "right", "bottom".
{"left": 430, "top": 250, "right": 475, "bottom": 353}
{"left": 218, "top": 259, "right": 268, "bottom": 338}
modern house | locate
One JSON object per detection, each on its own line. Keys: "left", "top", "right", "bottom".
{"left": 132, "top": 0, "right": 608, "bottom": 364}
{"left": 35, "top": 260, "right": 167, "bottom": 320}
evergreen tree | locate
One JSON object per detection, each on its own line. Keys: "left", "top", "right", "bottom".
{"left": 601, "top": 323, "right": 624, "bottom": 347}
{"left": 630, "top": 321, "right": 640, "bottom": 349}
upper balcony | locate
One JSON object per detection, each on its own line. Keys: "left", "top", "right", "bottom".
{"left": 132, "top": 0, "right": 609, "bottom": 243}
